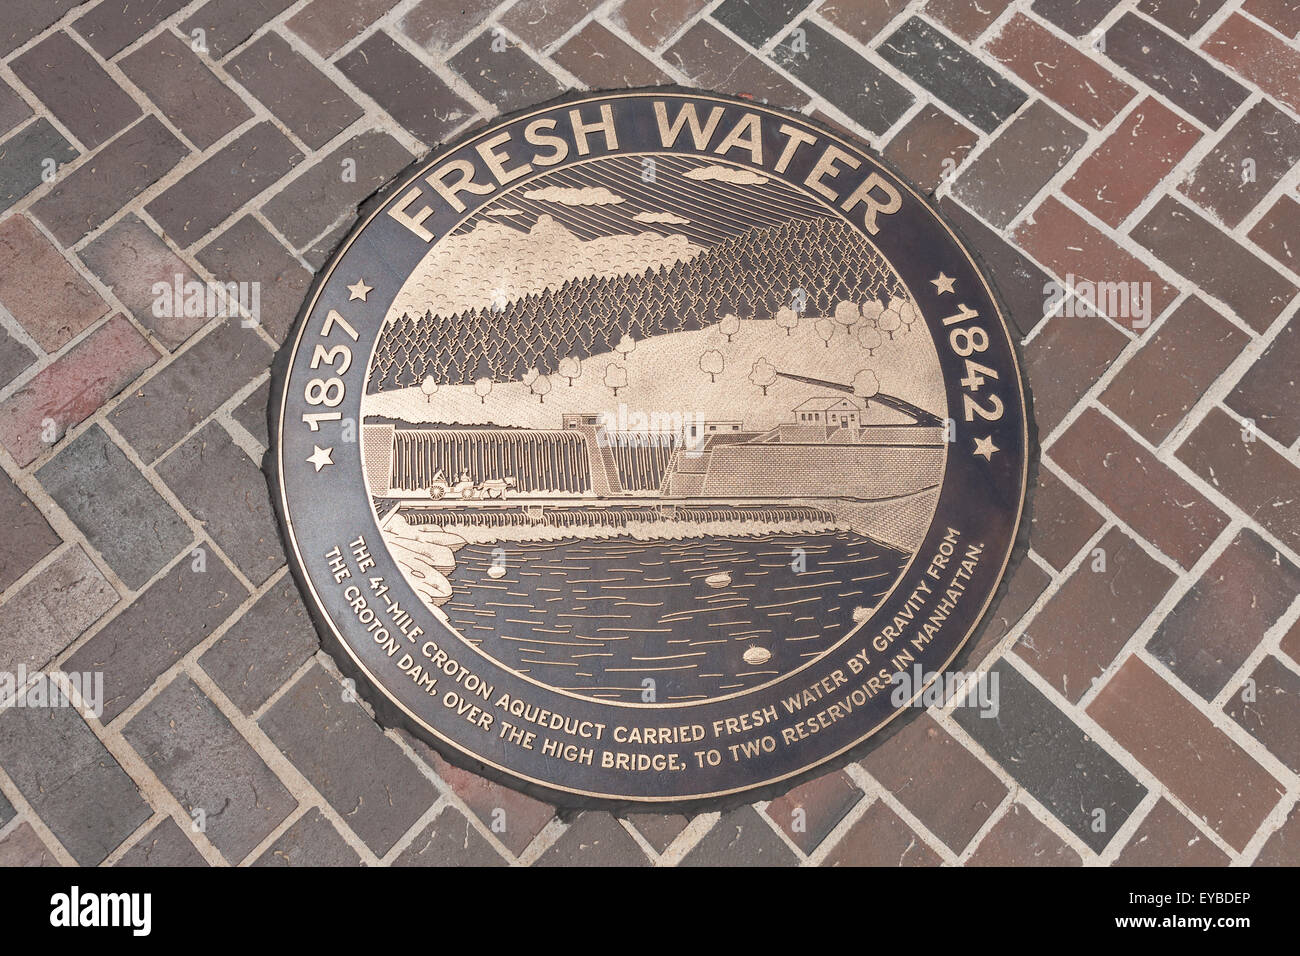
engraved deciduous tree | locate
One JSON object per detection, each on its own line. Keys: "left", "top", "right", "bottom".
{"left": 878, "top": 307, "right": 901, "bottom": 340}
{"left": 775, "top": 305, "right": 798, "bottom": 336}
{"left": 699, "top": 349, "right": 724, "bottom": 383}
{"left": 615, "top": 332, "right": 636, "bottom": 361}
{"left": 557, "top": 355, "right": 581, "bottom": 386}
{"left": 856, "top": 324, "right": 882, "bottom": 357}
{"left": 815, "top": 318, "right": 835, "bottom": 348}
{"left": 474, "top": 377, "right": 493, "bottom": 404}
{"left": 852, "top": 369, "right": 879, "bottom": 409}
{"left": 604, "top": 363, "right": 627, "bottom": 397}
{"left": 749, "top": 357, "right": 777, "bottom": 396}
{"left": 420, "top": 375, "right": 438, "bottom": 403}
{"left": 719, "top": 313, "right": 741, "bottom": 343}
{"left": 833, "top": 300, "right": 859, "bottom": 336}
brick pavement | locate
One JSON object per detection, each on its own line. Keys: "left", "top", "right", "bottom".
{"left": 0, "top": 0, "right": 1297, "bottom": 867}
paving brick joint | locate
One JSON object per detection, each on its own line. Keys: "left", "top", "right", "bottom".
{"left": 0, "top": 0, "right": 1296, "bottom": 867}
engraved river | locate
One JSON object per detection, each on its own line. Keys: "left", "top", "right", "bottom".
{"left": 434, "top": 527, "right": 909, "bottom": 704}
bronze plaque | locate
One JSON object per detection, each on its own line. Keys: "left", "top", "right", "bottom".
{"left": 270, "top": 90, "right": 1031, "bottom": 806}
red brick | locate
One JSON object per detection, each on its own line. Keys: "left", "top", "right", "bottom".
{"left": 1179, "top": 101, "right": 1300, "bottom": 228}
{"left": 1177, "top": 406, "right": 1300, "bottom": 554}
{"left": 663, "top": 20, "right": 809, "bottom": 107}
{"left": 1014, "top": 196, "right": 1179, "bottom": 329}
{"left": 72, "top": 0, "right": 189, "bottom": 57}
{"left": 881, "top": 105, "right": 978, "bottom": 194}
{"left": 819, "top": 0, "right": 910, "bottom": 43}
{"left": 1132, "top": 196, "right": 1296, "bottom": 333}
{"left": 1062, "top": 96, "right": 1201, "bottom": 228}
{"left": 861, "top": 714, "right": 1008, "bottom": 852}
{"left": 1255, "top": 802, "right": 1300, "bottom": 866}
{"left": 967, "top": 803, "right": 1081, "bottom": 865}
{"left": 1088, "top": 656, "right": 1284, "bottom": 850}
{"left": 1050, "top": 408, "right": 1229, "bottom": 568}
{"left": 986, "top": 14, "right": 1134, "bottom": 129}
{"left": 1115, "top": 799, "right": 1229, "bottom": 866}
{"left": 552, "top": 21, "right": 670, "bottom": 87}
{"left": 403, "top": 732, "right": 553, "bottom": 857}
{"left": 1226, "top": 309, "right": 1300, "bottom": 447}
{"left": 287, "top": 0, "right": 399, "bottom": 56}
{"left": 398, "top": 0, "right": 498, "bottom": 52}
{"left": 0, "top": 315, "right": 157, "bottom": 467}
{"left": 1248, "top": 194, "right": 1300, "bottom": 277}
{"left": 624, "top": 813, "right": 690, "bottom": 854}
{"left": 1282, "top": 617, "right": 1300, "bottom": 664}
{"left": 926, "top": 0, "right": 1013, "bottom": 40}
{"left": 964, "top": 557, "right": 1052, "bottom": 666}
{"left": 822, "top": 800, "right": 942, "bottom": 866}
{"left": 1225, "top": 656, "right": 1300, "bottom": 775}
{"left": 0, "top": 471, "right": 60, "bottom": 594}
{"left": 1030, "top": 469, "right": 1105, "bottom": 571}
{"left": 1023, "top": 308, "right": 1131, "bottom": 435}
{"left": 1203, "top": 12, "right": 1300, "bottom": 115}
{"left": 764, "top": 770, "right": 862, "bottom": 854}
{"left": 612, "top": 0, "right": 707, "bottom": 49}
{"left": 1137, "top": 0, "right": 1228, "bottom": 37}
{"left": 1100, "top": 296, "right": 1248, "bottom": 444}
{"left": 1151, "top": 531, "right": 1299, "bottom": 698}
{"left": 500, "top": 0, "right": 595, "bottom": 49}
{"left": 1242, "top": 0, "right": 1300, "bottom": 35}
{"left": 1018, "top": 527, "right": 1175, "bottom": 701}
{"left": 0, "top": 215, "right": 109, "bottom": 352}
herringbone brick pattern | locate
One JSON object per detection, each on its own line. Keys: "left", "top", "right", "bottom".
{"left": 0, "top": 0, "right": 1297, "bottom": 866}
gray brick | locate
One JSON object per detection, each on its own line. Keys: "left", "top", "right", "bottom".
{"left": 771, "top": 21, "right": 914, "bottom": 136}
{"left": 253, "top": 807, "right": 362, "bottom": 865}
{"left": 32, "top": 115, "right": 188, "bottom": 246}
{"left": 73, "top": 0, "right": 190, "bottom": 57}
{"left": 536, "top": 812, "right": 648, "bottom": 867}
{"left": 954, "top": 660, "right": 1147, "bottom": 852}
{"left": 0, "top": 822, "right": 57, "bottom": 866}
{"left": 952, "top": 100, "right": 1088, "bottom": 228}
{"left": 119, "top": 31, "right": 253, "bottom": 151}
{"left": 0, "top": 0, "right": 83, "bottom": 58}
{"left": 0, "top": 677, "right": 151, "bottom": 865}
{"left": 0, "top": 546, "right": 117, "bottom": 675}
{"left": 156, "top": 422, "right": 284, "bottom": 586}
{"left": 263, "top": 130, "right": 412, "bottom": 252}
{"left": 232, "top": 379, "right": 271, "bottom": 448}
{"left": 145, "top": 122, "right": 303, "bottom": 247}
{"left": 200, "top": 578, "right": 317, "bottom": 715}
{"left": 260, "top": 664, "right": 437, "bottom": 855}
{"left": 228, "top": 32, "right": 363, "bottom": 150}
{"left": 0, "top": 469, "right": 60, "bottom": 594}
{"left": 0, "top": 118, "right": 78, "bottom": 214}
{"left": 0, "top": 324, "right": 35, "bottom": 389}
{"left": 0, "top": 787, "right": 13, "bottom": 828}
{"left": 11, "top": 32, "right": 141, "bottom": 150}
{"left": 109, "top": 320, "right": 274, "bottom": 463}
{"left": 36, "top": 425, "right": 192, "bottom": 590}
{"left": 124, "top": 675, "right": 296, "bottom": 863}
{"left": 78, "top": 215, "right": 207, "bottom": 351}
{"left": 115, "top": 817, "right": 208, "bottom": 867}
{"left": 63, "top": 554, "right": 246, "bottom": 723}
{"left": 681, "top": 805, "right": 799, "bottom": 866}
{"left": 879, "top": 17, "right": 1028, "bottom": 133}
{"left": 394, "top": 805, "right": 504, "bottom": 866}
{"left": 195, "top": 216, "right": 310, "bottom": 344}
{"left": 448, "top": 30, "right": 564, "bottom": 115}
{"left": 181, "top": 0, "right": 297, "bottom": 59}
{"left": 714, "top": 0, "right": 808, "bottom": 47}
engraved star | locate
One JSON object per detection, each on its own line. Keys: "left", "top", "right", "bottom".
{"left": 931, "top": 272, "right": 956, "bottom": 295}
{"left": 973, "top": 435, "right": 999, "bottom": 461}
{"left": 347, "top": 279, "right": 372, "bottom": 302}
{"left": 307, "top": 445, "right": 334, "bottom": 472}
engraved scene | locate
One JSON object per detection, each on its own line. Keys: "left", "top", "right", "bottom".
{"left": 361, "top": 154, "right": 947, "bottom": 703}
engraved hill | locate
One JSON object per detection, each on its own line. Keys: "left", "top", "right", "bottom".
{"left": 368, "top": 215, "right": 907, "bottom": 392}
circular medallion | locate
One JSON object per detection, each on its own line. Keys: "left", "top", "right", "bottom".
{"left": 271, "top": 90, "right": 1031, "bottom": 806}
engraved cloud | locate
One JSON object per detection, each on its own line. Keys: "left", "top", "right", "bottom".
{"left": 682, "top": 165, "right": 769, "bottom": 186}
{"left": 523, "top": 185, "right": 625, "bottom": 205}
